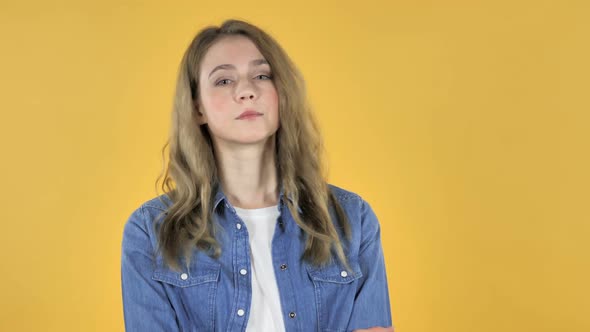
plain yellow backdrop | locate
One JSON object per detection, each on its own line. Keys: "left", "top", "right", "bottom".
{"left": 0, "top": 0, "right": 588, "bottom": 331}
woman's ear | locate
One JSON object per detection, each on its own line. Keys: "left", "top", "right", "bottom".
{"left": 194, "top": 99, "right": 208, "bottom": 125}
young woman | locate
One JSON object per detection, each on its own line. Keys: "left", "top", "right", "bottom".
{"left": 121, "top": 19, "right": 394, "bottom": 332}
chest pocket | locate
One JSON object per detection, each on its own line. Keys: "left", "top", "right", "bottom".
{"left": 306, "top": 260, "right": 363, "bottom": 332}
{"left": 152, "top": 256, "right": 221, "bottom": 331}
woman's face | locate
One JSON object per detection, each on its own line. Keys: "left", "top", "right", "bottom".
{"left": 196, "top": 35, "right": 279, "bottom": 147}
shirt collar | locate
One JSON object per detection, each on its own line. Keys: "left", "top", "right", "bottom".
{"left": 212, "top": 182, "right": 296, "bottom": 212}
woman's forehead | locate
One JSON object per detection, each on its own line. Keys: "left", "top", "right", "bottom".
{"left": 201, "top": 36, "right": 266, "bottom": 69}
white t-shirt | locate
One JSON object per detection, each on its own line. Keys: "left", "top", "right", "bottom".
{"left": 233, "top": 204, "right": 286, "bottom": 332}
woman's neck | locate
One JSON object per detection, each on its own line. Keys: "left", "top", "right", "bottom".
{"left": 213, "top": 136, "right": 279, "bottom": 209}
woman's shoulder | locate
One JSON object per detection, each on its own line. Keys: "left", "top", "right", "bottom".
{"left": 327, "top": 183, "right": 365, "bottom": 206}
{"left": 122, "top": 194, "right": 172, "bottom": 241}
{"left": 142, "top": 193, "right": 173, "bottom": 212}
{"left": 129, "top": 193, "right": 172, "bottom": 221}
{"left": 326, "top": 183, "right": 380, "bottom": 228}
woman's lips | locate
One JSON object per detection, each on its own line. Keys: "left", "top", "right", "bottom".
{"left": 236, "top": 110, "right": 263, "bottom": 120}
{"left": 238, "top": 114, "right": 262, "bottom": 120}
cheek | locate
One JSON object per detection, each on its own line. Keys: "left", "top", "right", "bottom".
{"left": 268, "top": 90, "right": 280, "bottom": 129}
{"left": 272, "top": 91, "right": 280, "bottom": 125}
{"left": 209, "top": 98, "right": 228, "bottom": 114}
{"left": 202, "top": 90, "right": 232, "bottom": 116}
{"left": 267, "top": 87, "right": 279, "bottom": 111}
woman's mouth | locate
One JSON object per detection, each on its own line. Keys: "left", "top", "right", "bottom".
{"left": 236, "top": 110, "right": 263, "bottom": 120}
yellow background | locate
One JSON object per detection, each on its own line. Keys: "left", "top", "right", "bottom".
{"left": 1, "top": 0, "right": 588, "bottom": 331}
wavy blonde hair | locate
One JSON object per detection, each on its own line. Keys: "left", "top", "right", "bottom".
{"left": 154, "top": 19, "right": 352, "bottom": 273}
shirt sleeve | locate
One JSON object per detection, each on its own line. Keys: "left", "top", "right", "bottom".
{"left": 121, "top": 205, "right": 180, "bottom": 332}
{"left": 346, "top": 199, "right": 394, "bottom": 331}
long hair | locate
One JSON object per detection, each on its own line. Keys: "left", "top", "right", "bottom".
{"left": 154, "top": 18, "right": 352, "bottom": 273}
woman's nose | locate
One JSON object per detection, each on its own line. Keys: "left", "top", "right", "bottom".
{"left": 236, "top": 80, "right": 257, "bottom": 101}
{"left": 239, "top": 93, "right": 255, "bottom": 100}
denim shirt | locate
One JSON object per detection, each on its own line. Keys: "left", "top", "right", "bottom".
{"left": 121, "top": 183, "right": 393, "bottom": 332}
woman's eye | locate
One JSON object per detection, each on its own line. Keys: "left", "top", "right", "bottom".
{"left": 256, "top": 74, "right": 272, "bottom": 80}
{"left": 215, "top": 79, "right": 231, "bottom": 86}
{"left": 216, "top": 75, "right": 272, "bottom": 86}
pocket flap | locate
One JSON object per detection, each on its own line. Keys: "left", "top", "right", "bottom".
{"left": 306, "top": 261, "right": 363, "bottom": 284}
{"left": 152, "top": 261, "right": 220, "bottom": 288}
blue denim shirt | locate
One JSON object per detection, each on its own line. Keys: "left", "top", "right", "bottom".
{"left": 121, "top": 183, "right": 393, "bottom": 331}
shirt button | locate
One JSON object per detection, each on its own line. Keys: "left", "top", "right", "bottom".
{"left": 236, "top": 223, "right": 242, "bottom": 230}
{"left": 340, "top": 271, "right": 348, "bottom": 278}
{"left": 289, "top": 312, "right": 296, "bottom": 318}
{"left": 237, "top": 309, "right": 245, "bottom": 317}
{"left": 280, "top": 264, "right": 287, "bottom": 270}
{"left": 240, "top": 269, "right": 247, "bottom": 275}
{"left": 180, "top": 273, "right": 188, "bottom": 280}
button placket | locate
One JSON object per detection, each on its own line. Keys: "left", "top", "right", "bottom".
{"left": 271, "top": 202, "right": 301, "bottom": 330}
{"left": 229, "top": 210, "right": 251, "bottom": 329}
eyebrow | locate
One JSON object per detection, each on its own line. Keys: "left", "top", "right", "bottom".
{"left": 208, "top": 59, "right": 270, "bottom": 78}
